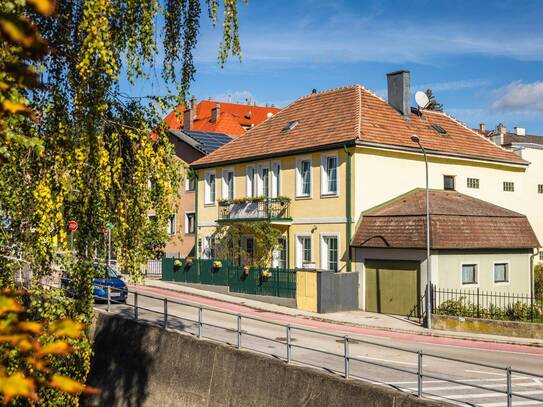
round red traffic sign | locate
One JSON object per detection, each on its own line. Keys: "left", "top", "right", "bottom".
{"left": 68, "top": 220, "right": 78, "bottom": 232}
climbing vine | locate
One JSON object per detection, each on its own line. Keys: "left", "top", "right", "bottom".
{"left": 213, "top": 222, "right": 283, "bottom": 268}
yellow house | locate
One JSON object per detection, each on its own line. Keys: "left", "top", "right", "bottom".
{"left": 191, "top": 71, "right": 541, "bottom": 314}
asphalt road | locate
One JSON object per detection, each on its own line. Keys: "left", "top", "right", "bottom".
{"left": 96, "top": 287, "right": 543, "bottom": 407}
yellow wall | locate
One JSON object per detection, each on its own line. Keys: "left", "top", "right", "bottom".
{"left": 196, "top": 148, "right": 349, "bottom": 270}
{"left": 296, "top": 270, "right": 318, "bottom": 312}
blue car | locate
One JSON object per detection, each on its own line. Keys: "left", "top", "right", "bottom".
{"left": 61, "top": 265, "right": 128, "bottom": 303}
{"left": 93, "top": 265, "right": 128, "bottom": 303}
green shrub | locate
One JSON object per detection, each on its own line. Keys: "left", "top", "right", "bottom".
{"left": 535, "top": 263, "right": 543, "bottom": 298}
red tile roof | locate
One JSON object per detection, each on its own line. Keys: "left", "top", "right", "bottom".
{"left": 352, "top": 190, "right": 540, "bottom": 250}
{"left": 192, "top": 85, "right": 526, "bottom": 167}
{"left": 163, "top": 100, "right": 281, "bottom": 137}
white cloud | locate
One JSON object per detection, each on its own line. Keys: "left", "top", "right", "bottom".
{"left": 415, "top": 79, "right": 491, "bottom": 93}
{"left": 212, "top": 90, "right": 259, "bottom": 104}
{"left": 492, "top": 81, "right": 543, "bottom": 111}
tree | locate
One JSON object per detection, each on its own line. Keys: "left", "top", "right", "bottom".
{"left": 424, "top": 88, "right": 443, "bottom": 112}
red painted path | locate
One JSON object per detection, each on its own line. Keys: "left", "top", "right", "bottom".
{"left": 132, "top": 285, "right": 543, "bottom": 356}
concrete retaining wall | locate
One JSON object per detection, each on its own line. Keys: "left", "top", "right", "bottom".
{"left": 83, "top": 311, "right": 448, "bottom": 407}
{"left": 432, "top": 314, "right": 543, "bottom": 340}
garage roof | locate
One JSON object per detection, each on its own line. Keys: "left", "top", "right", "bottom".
{"left": 352, "top": 189, "right": 540, "bottom": 250}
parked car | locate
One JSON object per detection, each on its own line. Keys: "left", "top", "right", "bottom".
{"left": 61, "top": 264, "right": 128, "bottom": 303}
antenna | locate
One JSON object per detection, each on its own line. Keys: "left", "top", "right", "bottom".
{"left": 415, "top": 91, "right": 430, "bottom": 109}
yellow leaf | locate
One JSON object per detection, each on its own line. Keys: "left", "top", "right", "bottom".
{"left": 48, "top": 374, "right": 84, "bottom": 394}
{"left": 39, "top": 341, "right": 72, "bottom": 355}
{"left": 1, "top": 100, "right": 31, "bottom": 115}
{"left": 48, "top": 319, "right": 84, "bottom": 339}
{"left": 0, "top": 296, "right": 23, "bottom": 316}
{"left": 0, "top": 372, "right": 37, "bottom": 403}
{"left": 26, "top": 356, "right": 49, "bottom": 373}
{"left": 17, "top": 321, "right": 43, "bottom": 334}
{"left": 26, "top": 0, "right": 56, "bottom": 16}
{"left": 0, "top": 82, "right": 9, "bottom": 91}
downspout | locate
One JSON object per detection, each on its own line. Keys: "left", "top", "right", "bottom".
{"left": 194, "top": 171, "right": 199, "bottom": 260}
{"left": 530, "top": 249, "right": 539, "bottom": 300}
{"left": 343, "top": 145, "right": 352, "bottom": 272}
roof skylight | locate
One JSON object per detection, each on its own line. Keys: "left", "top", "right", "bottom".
{"left": 431, "top": 124, "right": 448, "bottom": 136}
{"left": 282, "top": 120, "right": 298, "bottom": 132}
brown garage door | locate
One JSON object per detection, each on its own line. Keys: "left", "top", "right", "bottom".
{"left": 365, "top": 260, "right": 420, "bottom": 316}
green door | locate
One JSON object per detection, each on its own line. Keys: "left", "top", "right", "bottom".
{"left": 365, "top": 260, "right": 419, "bottom": 316}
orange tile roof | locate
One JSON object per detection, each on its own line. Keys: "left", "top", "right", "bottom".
{"left": 192, "top": 85, "right": 526, "bottom": 168}
{"left": 163, "top": 100, "right": 281, "bottom": 137}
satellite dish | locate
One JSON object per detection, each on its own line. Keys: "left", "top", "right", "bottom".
{"left": 415, "top": 91, "right": 430, "bottom": 109}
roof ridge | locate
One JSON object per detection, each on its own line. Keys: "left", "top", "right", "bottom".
{"left": 424, "top": 110, "right": 524, "bottom": 159}
{"left": 295, "top": 83, "right": 362, "bottom": 102}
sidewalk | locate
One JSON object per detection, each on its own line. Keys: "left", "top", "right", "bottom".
{"left": 143, "top": 279, "right": 543, "bottom": 348}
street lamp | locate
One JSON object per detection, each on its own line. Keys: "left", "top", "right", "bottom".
{"left": 410, "top": 135, "right": 432, "bottom": 329}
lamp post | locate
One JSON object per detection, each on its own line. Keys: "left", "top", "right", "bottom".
{"left": 410, "top": 135, "right": 432, "bottom": 329}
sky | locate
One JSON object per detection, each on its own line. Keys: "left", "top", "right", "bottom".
{"left": 121, "top": 0, "right": 543, "bottom": 134}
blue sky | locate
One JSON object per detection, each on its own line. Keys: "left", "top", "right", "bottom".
{"left": 122, "top": 0, "right": 543, "bottom": 134}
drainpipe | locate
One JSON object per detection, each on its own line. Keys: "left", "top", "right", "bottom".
{"left": 194, "top": 171, "right": 199, "bottom": 260}
{"left": 343, "top": 145, "right": 352, "bottom": 273}
{"left": 530, "top": 249, "right": 539, "bottom": 299}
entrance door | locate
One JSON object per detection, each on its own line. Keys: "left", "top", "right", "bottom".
{"left": 365, "top": 260, "right": 419, "bottom": 315}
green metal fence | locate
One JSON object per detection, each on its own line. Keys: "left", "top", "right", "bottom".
{"left": 161, "top": 258, "right": 296, "bottom": 299}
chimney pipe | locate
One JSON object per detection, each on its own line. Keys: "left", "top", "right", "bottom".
{"left": 190, "top": 96, "right": 196, "bottom": 109}
{"left": 211, "top": 103, "right": 221, "bottom": 123}
{"left": 183, "top": 108, "right": 193, "bottom": 130}
{"left": 479, "top": 123, "right": 486, "bottom": 133}
{"left": 387, "top": 70, "right": 411, "bottom": 119}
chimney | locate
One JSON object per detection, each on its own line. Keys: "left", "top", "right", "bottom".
{"left": 211, "top": 103, "right": 221, "bottom": 123}
{"left": 497, "top": 123, "right": 507, "bottom": 135}
{"left": 387, "top": 70, "right": 411, "bottom": 119}
{"left": 183, "top": 108, "right": 193, "bottom": 130}
{"left": 514, "top": 127, "right": 526, "bottom": 136}
{"left": 190, "top": 96, "right": 196, "bottom": 109}
{"left": 479, "top": 123, "right": 486, "bottom": 133}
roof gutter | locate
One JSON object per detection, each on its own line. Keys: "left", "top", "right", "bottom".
{"left": 192, "top": 140, "right": 358, "bottom": 170}
{"left": 355, "top": 141, "right": 529, "bottom": 168}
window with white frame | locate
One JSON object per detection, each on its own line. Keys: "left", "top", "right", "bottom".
{"left": 321, "top": 235, "right": 338, "bottom": 271}
{"left": 494, "top": 263, "right": 509, "bottom": 283}
{"left": 185, "top": 175, "right": 196, "bottom": 191}
{"left": 271, "top": 162, "right": 281, "bottom": 198}
{"left": 296, "top": 236, "right": 312, "bottom": 267}
{"left": 261, "top": 167, "right": 270, "bottom": 197}
{"left": 222, "top": 169, "right": 234, "bottom": 199}
{"left": 467, "top": 178, "right": 479, "bottom": 189}
{"left": 273, "top": 238, "right": 287, "bottom": 269}
{"left": 461, "top": 264, "right": 478, "bottom": 285}
{"left": 297, "top": 159, "right": 312, "bottom": 197}
{"left": 204, "top": 171, "right": 216, "bottom": 204}
{"left": 246, "top": 166, "right": 256, "bottom": 197}
{"left": 185, "top": 212, "right": 195, "bottom": 234}
{"left": 321, "top": 155, "right": 338, "bottom": 195}
{"left": 167, "top": 214, "right": 176, "bottom": 235}
{"left": 203, "top": 236, "right": 215, "bottom": 259}
{"left": 503, "top": 181, "right": 515, "bottom": 192}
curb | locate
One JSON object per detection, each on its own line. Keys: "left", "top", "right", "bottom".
{"left": 142, "top": 280, "right": 543, "bottom": 348}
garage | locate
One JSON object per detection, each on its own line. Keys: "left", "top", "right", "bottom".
{"left": 364, "top": 260, "right": 420, "bottom": 315}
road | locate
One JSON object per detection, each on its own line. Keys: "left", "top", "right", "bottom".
{"left": 96, "top": 285, "right": 543, "bottom": 407}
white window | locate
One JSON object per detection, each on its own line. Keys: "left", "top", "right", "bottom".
{"left": 271, "top": 162, "right": 281, "bottom": 198}
{"left": 321, "top": 235, "right": 339, "bottom": 271}
{"left": 494, "top": 263, "right": 509, "bottom": 283}
{"left": 203, "top": 236, "right": 215, "bottom": 259}
{"left": 503, "top": 181, "right": 515, "bottom": 192}
{"left": 222, "top": 169, "right": 234, "bottom": 199}
{"left": 296, "top": 235, "right": 312, "bottom": 268}
{"left": 167, "top": 214, "right": 176, "bottom": 236}
{"left": 246, "top": 166, "right": 256, "bottom": 197}
{"left": 296, "top": 159, "right": 312, "bottom": 197}
{"left": 272, "top": 238, "right": 287, "bottom": 268}
{"left": 185, "top": 212, "right": 195, "bottom": 234}
{"left": 185, "top": 175, "right": 196, "bottom": 191}
{"left": 321, "top": 155, "right": 338, "bottom": 195}
{"left": 467, "top": 178, "right": 479, "bottom": 189}
{"left": 461, "top": 264, "right": 478, "bottom": 285}
{"left": 204, "top": 171, "right": 216, "bottom": 205}
{"left": 260, "top": 166, "right": 270, "bottom": 197}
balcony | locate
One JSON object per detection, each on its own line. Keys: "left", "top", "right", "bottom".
{"left": 218, "top": 197, "right": 291, "bottom": 222}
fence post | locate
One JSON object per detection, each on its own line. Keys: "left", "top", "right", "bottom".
{"left": 237, "top": 314, "right": 242, "bottom": 349}
{"left": 163, "top": 298, "right": 168, "bottom": 329}
{"left": 344, "top": 335, "right": 350, "bottom": 379}
{"left": 134, "top": 291, "right": 138, "bottom": 320}
{"left": 417, "top": 351, "right": 423, "bottom": 397}
{"left": 286, "top": 324, "right": 291, "bottom": 363}
{"left": 106, "top": 286, "right": 111, "bottom": 312}
{"left": 198, "top": 306, "right": 203, "bottom": 338}
{"left": 506, "top": 367, "right": 512, "bottom": 407}
{"left": 477, "top": 287, "right": 480, "bottom": 318}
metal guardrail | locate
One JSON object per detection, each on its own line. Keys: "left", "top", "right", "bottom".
{"left": 55, "top": 280, "right": 543, "bottom": 407}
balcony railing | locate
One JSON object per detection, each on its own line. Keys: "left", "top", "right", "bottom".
{"left": 218, "top": 197, "right": 291, "bottom": 222}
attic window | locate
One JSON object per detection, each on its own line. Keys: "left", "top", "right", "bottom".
{"left": 282, "top": 121, "right": 298, "bottom": 132}
{"left": 431, "top": 124, "right": 448, "bottom": 136}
